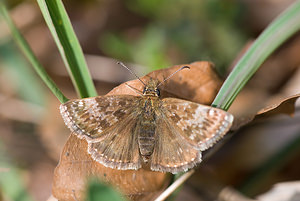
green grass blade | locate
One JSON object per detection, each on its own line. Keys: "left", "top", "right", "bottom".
{"left": 0, "top": 3, "right": 68, "bottom": 104}
{"left": 36, "top": 0, "right": 97, "bottom": 98}
{"left": 212, "top": 1, "right": 300, "bottom": 110}
{"left": 0, "top": 42, "right": 46, "bottom": 105}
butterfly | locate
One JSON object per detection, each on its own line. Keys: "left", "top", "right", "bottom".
{"left": 60, "top": 65, "right": 233, "bottom": 174}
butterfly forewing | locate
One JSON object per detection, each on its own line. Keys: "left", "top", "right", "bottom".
{"left": 150, "top": 116, "right": 202, "bottom": 174}
{"left": 60, "top": 95, "right": 140, "bottom": 140}
{"left": 162, "top": 98, "right": 233, "bottom": 151}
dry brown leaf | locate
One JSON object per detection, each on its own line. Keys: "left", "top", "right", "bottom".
{"left": 52, "top": 134, "right": 169, "bottom": 201}
{"left": 52, "top": 61, "right": 223, "bottom": 201}
{"left": 230, "top": 94, "right": 300, "bottom": 131}
{"left": 257, "top": 94, "right": 300, "bottom": 117}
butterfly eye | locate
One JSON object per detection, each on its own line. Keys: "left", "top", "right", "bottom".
{"left": 155, "top": 89, "right": 160, "bottom": 96}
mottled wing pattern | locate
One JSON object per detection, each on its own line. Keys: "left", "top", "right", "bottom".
{"left": 60, "top": 95, "right": 139, "bottom": 140}
{"left": 151, "top": 115, "right": 202, "bottom": 174}
{"left": 60, "top": 95, "right": 142, "bottom": 170}
{"left": 162, "top": 98, "right": 234, "bottom": 151}
{"left": 88, "top": 113, "right": 142, "bottom": 170}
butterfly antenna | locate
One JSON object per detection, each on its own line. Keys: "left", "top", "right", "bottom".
{"left": 117, "top": 61, "right": 147, "bottom": 87}
{"left": 157, "top": 66, "right": 190, "bottom": 87}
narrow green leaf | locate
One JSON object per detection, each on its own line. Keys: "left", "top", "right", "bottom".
{"left": 36, "top": 0, "right": 98, "bottom": 98}
{"left": 0, "top": 3, "right": 68, "bottom": 104}
{"left": 0, "top": 42, "right": 46, "bottom": 105}
{"left": 212, "top": 1, "right": 300, "bottom": 110}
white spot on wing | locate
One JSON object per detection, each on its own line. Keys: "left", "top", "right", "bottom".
{"left": 209, "top": 109, "right": 215, "bottom": 116}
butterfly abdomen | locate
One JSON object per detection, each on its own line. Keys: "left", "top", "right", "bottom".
{"left": 137, "top": 98, "right": 157, "bottom": 162}
{"left": 138, "top": 120, "right": 156, "bottom": 162}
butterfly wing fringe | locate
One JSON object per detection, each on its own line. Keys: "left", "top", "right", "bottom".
{"left": 86, "top": 111, "right": 142, "bottom": 170}
{"left": 162, "top": 98, "right": 234, "bottom": 151}
{"left": 151, "top": 152, "right": 201, "bottom": 174}
{"left": 60, "top": 104, "right": 88, "bottom": 139}
{"left": 197, "top": 113, "right": 233, "bottom": 151}
{"left": 60, "top": 96, "right": 139, "bottom": 140}
{"left": 150, "top": 116, "right": 202, "bottom": 174}
{"left": 88, "top": 143, "right": 142, "bottom": 170}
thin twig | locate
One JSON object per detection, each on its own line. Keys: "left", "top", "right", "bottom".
{"left": 154, "top": 170, "right": 195, "bottom": 201}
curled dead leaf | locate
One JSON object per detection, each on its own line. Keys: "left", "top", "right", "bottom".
{"left": 229, "top": 94, "right": 300, "bottom": 131}
{"left": 52, "top": 61, "right": 223, "bottom": 201}
{"left": 257, "top": 94, "right": 300, "bottom": 117}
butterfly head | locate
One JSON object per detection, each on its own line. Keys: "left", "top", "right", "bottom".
{"left": 143, "top": 79, "right": 160, "bottom": 97}
{"left": 143, "top": 87, "right": 160, "bottom": 97}
{"left": 117, "top": 61, "right": 190, "bottom": 97}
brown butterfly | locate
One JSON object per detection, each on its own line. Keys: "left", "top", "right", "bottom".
{"left": 60, "top": 65, "right": 233, "bottom": 174}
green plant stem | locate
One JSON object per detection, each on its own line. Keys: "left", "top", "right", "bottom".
{"left": 36, "top": 0, "right": 98, "bottom": 99}
{"left": 212, "top": 1, "right": 300, "bottom": 110}
{"left": 0, "top": 3, "right": 68, "bottom": 103}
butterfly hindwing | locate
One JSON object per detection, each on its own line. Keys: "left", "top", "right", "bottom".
{"left": 161, "top": 98, "right": 234, "bottom": 151}
{"left": 87, "top": 113, "right": 142, "bottom": 170}
{"left": 150, "top": 114, "right": 202, "bottom": 174}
